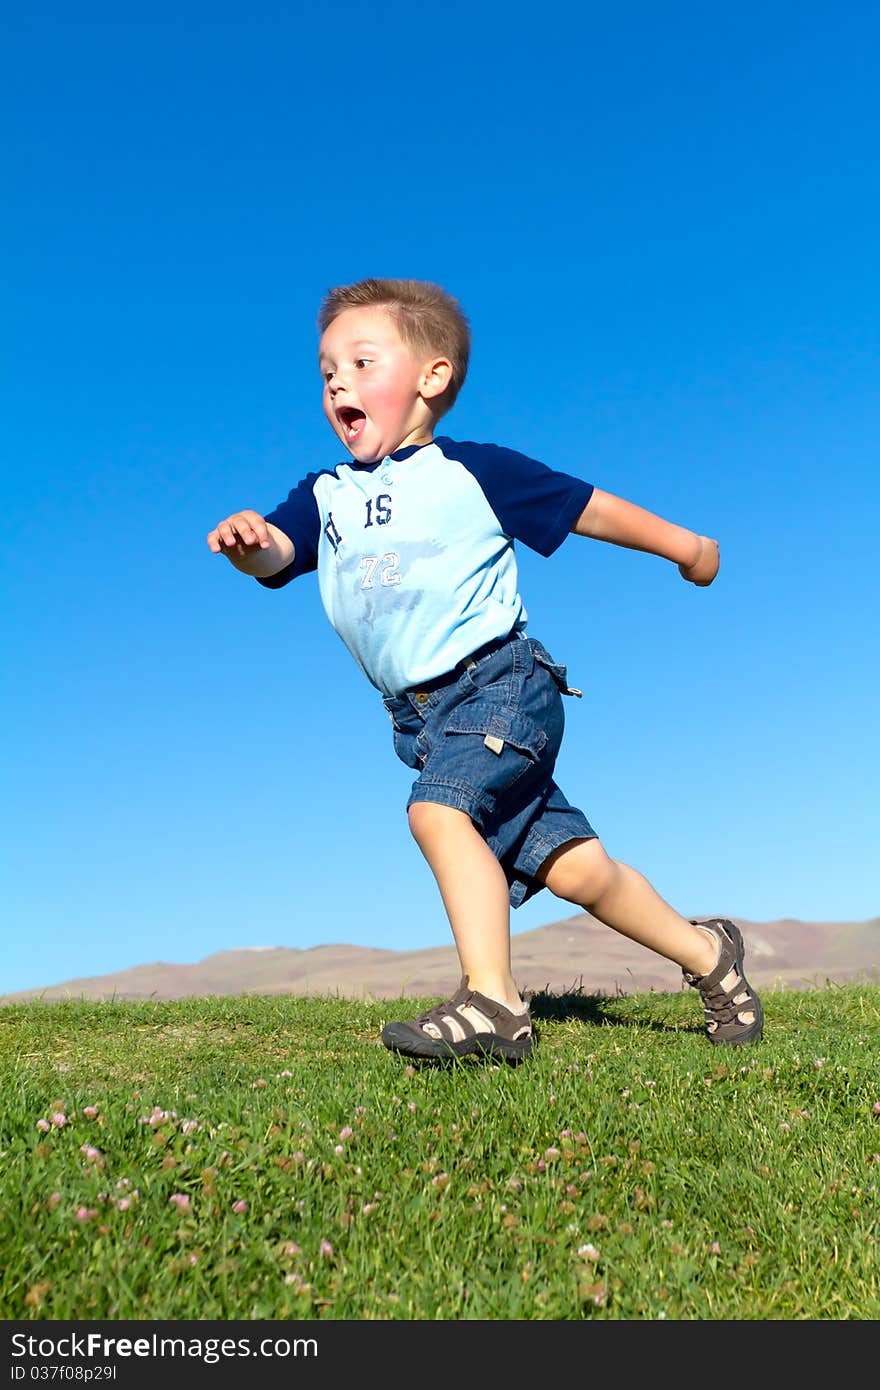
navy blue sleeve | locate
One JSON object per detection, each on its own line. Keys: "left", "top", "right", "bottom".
{"left": 255, "top": 472, "right": 323, "bottom": 589}
{"left": 438, "top": 438, "right": 594, "bottom": 556}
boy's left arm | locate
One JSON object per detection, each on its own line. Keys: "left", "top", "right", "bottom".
{"left": 572, "top": 488, "right": 719, "bottom": 586}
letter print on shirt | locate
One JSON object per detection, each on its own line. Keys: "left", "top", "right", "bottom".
{"left": 324, "top": 512, "right": 343, "bottom": 553}
{"left": 364, "top": 494, "right": 393, "bottom": 528}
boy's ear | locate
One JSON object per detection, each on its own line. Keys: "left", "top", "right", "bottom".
{"left": 420, "top": 355, "right": 453, "bottom": 401}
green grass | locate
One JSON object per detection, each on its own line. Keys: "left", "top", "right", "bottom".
{"left": 1, "top": 984, "right": 878, "bottom": 1320}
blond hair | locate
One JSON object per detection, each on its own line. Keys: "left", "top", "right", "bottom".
{"left": 317, "top": 278, "right": 470, "bottom": 416}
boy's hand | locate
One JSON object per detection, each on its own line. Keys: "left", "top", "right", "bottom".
{"left": 679, "top": 536, "right": 720, "bottom": 587}
{"left": 206, "top": 511, "right": 295, "bottom": 578}
{"left": 206, "top": 510, "right": 272, "bottom": 554}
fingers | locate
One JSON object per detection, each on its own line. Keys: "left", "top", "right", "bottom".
{"left": 206, "top": 511, "right": 271, "bottom": 553}
{"left": 678, "top": 537, "right": 720, "bottom": 586}
{"left": 702, "top": 538, "right": 720, "bottom": 583}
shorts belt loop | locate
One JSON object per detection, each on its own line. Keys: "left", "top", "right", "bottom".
{"left": 455, "top": 627, "right": 518, "bottom": 675}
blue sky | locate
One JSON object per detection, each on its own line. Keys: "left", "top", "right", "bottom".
{"left": 4, "top": 3, "right": 878, "bottom": 995}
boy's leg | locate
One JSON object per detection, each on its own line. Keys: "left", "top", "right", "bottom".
{"left": 536, "top": 838, "right": 716, "bottom": 973}
{"left": 404, "top": 807, "right": 730, "bottom": 1004}
{"left": 536, "top": 837, "right": 757, "bottom": 1026}
{"left": 407, "top": 801, "right": 524, "bottom": 1013}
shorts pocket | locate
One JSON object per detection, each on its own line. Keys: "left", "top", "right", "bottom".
{"left": 528, "top": 640, "right": 583, "bottom": 698}
{"left": 392, "top": 727, "right": 429, "bottom": 770}
{"left": 384, "top": 697, "right": 430, "bottom": 770}
{"left": 443, "top": 704, "right": 548, "bottom": 760}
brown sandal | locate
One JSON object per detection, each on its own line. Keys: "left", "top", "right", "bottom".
{"left": 683, "top": 918, "right": 764, "bottom": 1045}
{"left": 381, "top": 978, "right": 533, "bottom": 1061}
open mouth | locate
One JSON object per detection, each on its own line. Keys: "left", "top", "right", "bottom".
{"left": 337, "top": 406, "right": 367, "bottom": 442}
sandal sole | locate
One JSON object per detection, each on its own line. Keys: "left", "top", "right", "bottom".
{"left": 381, "top": 1022, "right": 532, "bottom": 1061}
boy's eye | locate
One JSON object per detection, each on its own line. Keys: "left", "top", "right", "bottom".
{"left": 322, "top": 370, "right": 334, "bottom": 381}
{"left": 355, "top": 358, "right": 372, "bottom": 369}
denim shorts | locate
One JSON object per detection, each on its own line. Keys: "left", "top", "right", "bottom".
{"left": 382, "top": 633, "right": 597, "bottom": 907}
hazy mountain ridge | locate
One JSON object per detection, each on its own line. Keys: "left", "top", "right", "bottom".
{"left": 3, "top": 915, "right": 878, "bottom": 1003}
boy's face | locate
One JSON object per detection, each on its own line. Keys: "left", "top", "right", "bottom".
{"left": 319, "top": 306, "right": 445, "bottom": 463}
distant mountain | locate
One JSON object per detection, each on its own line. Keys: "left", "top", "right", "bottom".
{"left": 3, "top": 914, "right": 878, "bottom": 1004}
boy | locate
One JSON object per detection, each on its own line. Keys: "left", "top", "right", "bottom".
{"left": 207, "top": 278, "right": 763, "bottom": 1061}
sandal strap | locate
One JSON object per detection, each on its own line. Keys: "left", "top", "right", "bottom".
{"left": 697, "top": 979, "right": 750, "bottom": 1025}
{"left": 684, "top": 919, "right": 757, "bottom": 1024}
{"left": 417, "top": 999, "right": 478, "bottom": 1042}
{"left": 414, "top": 980, "right": 530, "bottom": 1042}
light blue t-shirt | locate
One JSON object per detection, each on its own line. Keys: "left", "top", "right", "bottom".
{"left": 258, "top": 437, "right": 593, "bottom": 697}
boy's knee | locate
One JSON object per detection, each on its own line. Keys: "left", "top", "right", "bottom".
{"left": 538, "top": 837, "right": 617, "bottom": 906}
{"left": 407, "top": 801, "right": 431, "bottom": 844}
{"left": 407, "top": 800, "right": 450, "bottom": 845}
{"left": 407, "top": 800, "right": 476, "bottom": 848}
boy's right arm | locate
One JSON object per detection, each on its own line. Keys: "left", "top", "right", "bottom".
{"left": 206, "top": 510, "right": 295, "bottom": 578}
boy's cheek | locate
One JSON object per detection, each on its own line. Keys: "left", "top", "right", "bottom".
{"left": 363, "top": 380, "right": 409, "bottom": 417}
